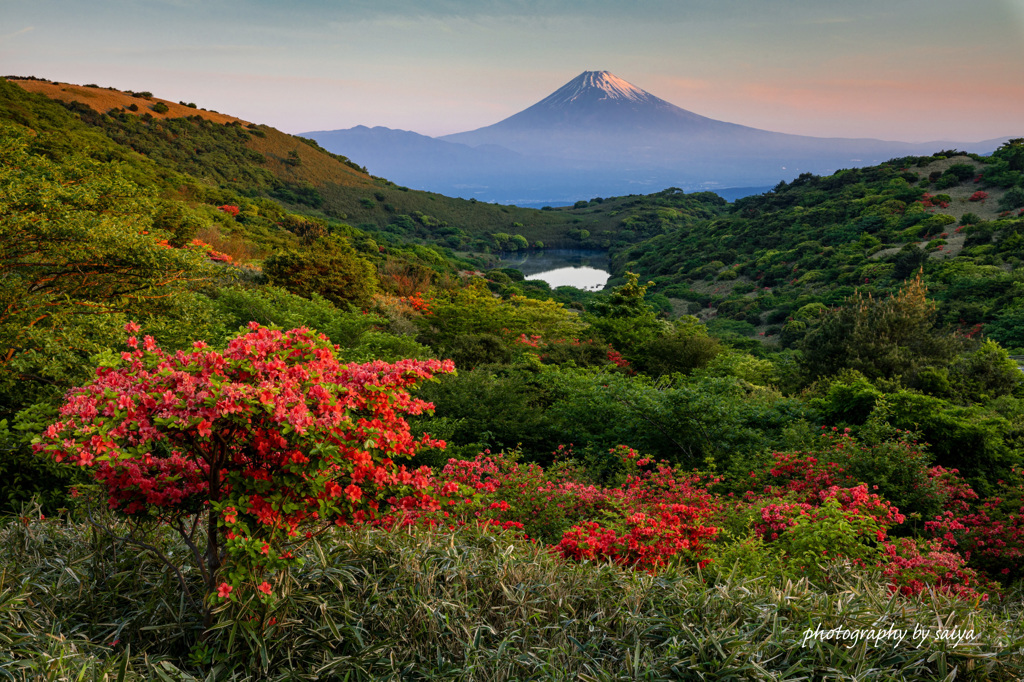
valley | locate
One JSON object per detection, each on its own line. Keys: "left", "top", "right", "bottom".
{"left": 2, "top": 74, "right": 1024, "bottom": 680}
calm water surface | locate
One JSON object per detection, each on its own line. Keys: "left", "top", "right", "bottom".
{"left": 497, "top": 249, "right": 610, "bottom": 291}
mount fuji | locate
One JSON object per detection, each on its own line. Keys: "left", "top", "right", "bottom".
{"left": 304, "top": 71, "right": 1009, "bottom": 205}
{"left": 443, "top": 71, "right": 756, "bottom": 147}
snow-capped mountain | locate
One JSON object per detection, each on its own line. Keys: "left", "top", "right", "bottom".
{"left": 546, "top": 71, "right": 658, "bottom": 105}
{"left": 304, "top": 71, "right": 1009, "bottom": 205}
{"left": 509, "top": 70, "right": 689, "bottom": 123}
{"left": 439, "top": 71, "right": 960, "bottom": 164}
{"left": 444, "top": 70, "right": 745, "bottom": 137}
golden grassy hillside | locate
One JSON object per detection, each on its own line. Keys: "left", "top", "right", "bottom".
{"left": 9, "top": 78, "right": 374, "bottom": 190}
{"left": 10, "top": 78, "right": 247, "bottom": 124}
{"left": 247, "top": 126, "right": 374, "bottom": 190}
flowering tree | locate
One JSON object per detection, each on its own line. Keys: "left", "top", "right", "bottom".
{"left": 33, "top": 323, "right": 453, "bottom": 623}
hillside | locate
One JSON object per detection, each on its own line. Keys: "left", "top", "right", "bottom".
{"left": 3, "top": 74, "right": 1024, "bottom": 681}
{"left": 5, "top": 78, "right": 614, "bottom": 251}
{"left": 9, "top": 77, "right": 250, "bottom": 125}
{"left": 5, "top": 75, "right": 1023, "bottom": 347}
{"left": 609, "top": 146, "right": 1024, "bottom": 349}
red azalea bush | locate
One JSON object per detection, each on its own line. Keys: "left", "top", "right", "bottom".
{"left": 34, "top": 323, "right": 454, "bottom": 613}
{"left": 218, "top": 204, "right": 240, "bottom": 216}
{"left": 969, "top": 191, "right": 989, "bottom": 202}
{"left": 189, "top": 238, "right": 233, "bottom": 263}
{"left": 720, "top": 432, "right": 921, "bottom": 580}
{"left": 883, "top": 538, "right": 996, "bottom": 600}
{"left": 513, "top": 333, "right": 629, "bottom": 370}
{"left": 388, "top": 447, "right": 720, "bottom": 570}
{"left": 381, "top": 437, "right": 1005, "bottom": 597}
{"left": 920, "top": 193, "right": 950, "bottom": 209}
{"left": 738, "top": 479, "right": 905, "bottom": 579}
{"left": 555, "top": 504, "right": 718, "bottom": 570}
{"left": 387, "top": 450, "right": 613, "bottom": 543}
{"left": 152, "top": 237, "right": 234, "bottom": 263}
{"left": 725, "top": 434, "right": 1007, "bottom": 596}
{"left": 925, "top": 468, "right": 1024, "bottom": 582}
{"left": 747, "top": 428, "right": 946, "bottom": 525}
{"left": 552, "top": 448, "right": 720, "bottom": 570}
{"left": 397, "top": 293, "right": 433, "bottom": 313}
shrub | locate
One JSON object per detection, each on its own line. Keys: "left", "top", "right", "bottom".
{"left": 33, "top": 324, "right": 454, "bottom": 623}
{"left": 935, "top": 164, "right": 975, "bottom": 189}
{"left": 638, "top": 322, "right": 721, "bottom": 377}
{"left": 263, "top": 235, "right": 378, "bottom": 308}
{"left": 883, "top": 538, "right": 996, "bottom": 600}
{"left": 151, "top": 102, "right": 169, "bottom": 114}
{"left": 926, "top": 468, "right": 1024, "bottom": 582}
{"left": 407, "top": 448, "right": 722, "bottom": 568}
{"left": 420, "top": 280, "right": 586, "bottom": 348}
{"left": 151, "top": 201, "right": 207, "bottom": 247}
{"left": 799, "top": 273, "right": 962, "bottom": 385}
{"left": 998, "top": 187, "right": 1024, "bottom": 211}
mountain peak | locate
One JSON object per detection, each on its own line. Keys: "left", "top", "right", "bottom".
{"left": 538, "top": 71, "right": 667, "bottom": 108}
{"left": 440, "top": 70, "right": 712, "bottom": 137}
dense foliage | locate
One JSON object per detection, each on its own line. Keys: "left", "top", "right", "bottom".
{"left": 2, "top": 78, "right": 1023, "bottom": 679}
{"left": 33, "top": 325, "right": 452, "bottom": 623}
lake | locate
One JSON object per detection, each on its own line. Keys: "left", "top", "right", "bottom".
{"left": 497, "top": 249, "right": 611, "bottom": 291}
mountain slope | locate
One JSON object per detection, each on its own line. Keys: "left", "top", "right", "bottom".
{"left": 445, "top": 71, "right": 755, "bottom": 137}
{"left": 442, "top": 71, "right": 1001, "bottom": 165}
{"left": 2, "top": 78, "right": 601, "bottom": 247}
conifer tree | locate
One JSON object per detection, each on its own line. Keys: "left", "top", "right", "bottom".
{"left": 799, "top": 272, "right": 962, "bottom": 385}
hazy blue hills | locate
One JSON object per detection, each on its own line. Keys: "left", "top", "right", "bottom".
{"left": 305, "top": 70, "right": 1013, "bottom": 206}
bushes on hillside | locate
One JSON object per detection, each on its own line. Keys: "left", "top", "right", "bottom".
{"left": 799, "top": 273, "right": 962, "bottom": 386}
{"left": 264, "top": 235, "right": 377, "bottom": 308}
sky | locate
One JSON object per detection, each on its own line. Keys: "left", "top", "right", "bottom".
{"left": 2, "top": 0, "right": 1023, "bottom": 143}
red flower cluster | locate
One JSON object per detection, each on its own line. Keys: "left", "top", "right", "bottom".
{"left": 392, "top": 448, "right": 722, "bottom": 570}
{"left": 556, "top": 505, "right": 718, "bottom": 570}
{"left": 924, "top": 468, "right": 1024, "bottom": 581}
{"left": 515, "top": 334, "right": 542, "bottom": 348}
{"left": 883, "top": 538, "right": 994, "bottom": 600}
{"left": 606, "top": 348, "right": 630, "bottom": 369}
{"left": 35, "top": 324, "right": 454, "bottom": 601}
{"left": 218, "top": 205, "right": 240, "bottom": 216}
{"left": 397, "top": 293, "right": 433, "bottom": 313}
{"left": 969, "top": 191, "right": 988, "bottom": 202}
{"left": 152, "top": 237, "right": 233, "bottom": 263}
{"left": 920, "top": 193, "right": 950, "bottom": 209}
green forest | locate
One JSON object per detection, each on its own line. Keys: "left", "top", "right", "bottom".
{"left": 3, "top": 76, "right": 1024, "bottom": 680}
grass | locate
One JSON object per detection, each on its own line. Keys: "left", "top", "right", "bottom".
{"left": 2, "top": 508, "right": 1024, "bottom": 680}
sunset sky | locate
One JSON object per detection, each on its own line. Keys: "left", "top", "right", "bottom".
{"left": 3, "top": 0, "right": 1023, "bottom": 143}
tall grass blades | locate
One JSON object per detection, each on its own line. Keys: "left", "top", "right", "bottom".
{"left": 2, "top": 512, "right": 1023, "bottom": 680}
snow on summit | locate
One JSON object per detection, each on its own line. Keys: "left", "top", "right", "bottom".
{"left": 539, "top": 71, "right": 665, "bottom": 107}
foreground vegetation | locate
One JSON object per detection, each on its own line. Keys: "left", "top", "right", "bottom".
{"left": 2, "top": 77, "right": 1024, "bottom": 679}
{"left": 5, "top": 513, "right": 1024, "bottom": 680}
